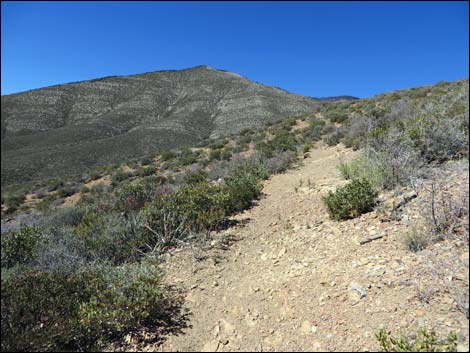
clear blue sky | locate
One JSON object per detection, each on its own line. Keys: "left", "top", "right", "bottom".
{"left": 1, "top": 1, "right": 468, "bottom": 98}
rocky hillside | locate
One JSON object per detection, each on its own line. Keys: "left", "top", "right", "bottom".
{"left": 1, "top": 65, "right": 321, "bottom": 186}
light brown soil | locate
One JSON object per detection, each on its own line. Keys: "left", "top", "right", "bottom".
{"left": 117, "top": 145, "right": 470, "bottom": 352}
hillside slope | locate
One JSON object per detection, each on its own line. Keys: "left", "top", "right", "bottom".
{"left": 116, "top": 145, "right": 468, "bottom": 352}
{"left": 1, "top": 65, "right": 321, "bottom": 186}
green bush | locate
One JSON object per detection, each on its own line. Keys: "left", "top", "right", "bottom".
{"left": 160, "top": 149, "right": 177, "bottom": 161}
{"left": 111, "top": 170, "right": 132, "bottom": 186}
{"left": 338, "top": 153, "right": 392, "bottom": 190}
{"left": 324, "top": 129, "right": 344, "bottom": 146}
{"left": 115, "top": 182, "right": 150, "bottom": 211}
{"left": 376, "top": 328, "right": 457, "bottom": 352}
{"left": 174, "top": 182, "right": 227, "bottom": 232}
{"left": 74, "top": 212, "right": 145, "bottom": 264}
{"left": 221, "top": 147, "right": 233, "bottom": 161}
{"left": 47, "top": 178, "right": 64, "bottom": 192}
{"left": 1, "top": 263, "right": 165, "bottom": 352}
{"left": 1, "top": 225, "right": 42, "bottom": 268}
{"left": 57, "top": 185, "right": 78, "bottom": 198}
{"left": 323, "top": 179, "right": 377, "bottom": 220}
{"left": 232, "top": 158, "right": 270, "bottom": 181}
{"left": 137, "top": 165, "right": 156, "bottom": 177}
{"left": 209, "top": 138, "right": 228, "bottom": 150}
{"left": 4, "top": 193, "right": 25, "bottom": 210}
{"left": 255, "top": 141, "right": 275, "bottom": 158}
{"left": 324, "top": 109, "right": 348, "bottom": 123}
{"left": 87, "top": 170, "right": 102, "bottom": 181}
{"left": 209, "top": 148, "right": 222, "bottom": 161}
{"left": 140, "top": 155, "right": 154, "bottom": 166}
{"left": 183, "top": 170, "right": 208, "bottom": 185}
{"left": 222, "top": 170, "right": 263, "bottom": 214}
{"left": 177, "top": 147, "right": 198, "bottom": 166}
{"left": 143, "top": 192, "right": 189, "bottom": 251}
{"left": 271, "top": 131, "right": 298, "bottom": 153}
{"left": 302, "top": 141, "right": 312, "bottom": 154}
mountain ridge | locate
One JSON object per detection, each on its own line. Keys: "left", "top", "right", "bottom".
{"left": 1, "top": 66, "right": 322, "bottom": 186}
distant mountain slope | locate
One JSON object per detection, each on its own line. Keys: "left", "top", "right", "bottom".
{"left": 1, "top": 65, "right": 322, "bottom": 186}
{"left": 316, "top": 95, "right": 359, "bottom": 102}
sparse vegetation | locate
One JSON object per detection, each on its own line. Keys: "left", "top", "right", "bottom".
{"left": 323, "top": 179, "right": 378, "bottom": 220}
{"left": 376, "top": 328, "right": 458, "bottom": 352}
{"left": 1, "top": 78, "right": 468, "bottom": 352}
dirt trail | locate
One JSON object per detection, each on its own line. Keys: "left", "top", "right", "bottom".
{"left": 133, "top": 145, "right": 468, "bottom": 352}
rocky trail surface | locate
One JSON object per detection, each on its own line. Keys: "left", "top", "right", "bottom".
{"left": 118, "top": 145, "right": 469, "bottom": 352}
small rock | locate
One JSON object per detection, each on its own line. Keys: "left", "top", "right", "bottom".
{"left": 350, "top": 282, "right": 367, "bottom": 299}
{"left": 300, "top": 320, "right": 315, "bottom": 335}
{"left": 219, "top": 338, "right": 229, "bottom": 345}
{"left": 213, "top": 324, "right": 220, "bottom": 337}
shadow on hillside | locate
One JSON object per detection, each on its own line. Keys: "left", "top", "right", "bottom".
{"left": 218, "top": 217, "right": 251, "bottom": 231}
{"left": 114, "top": 285, "right": 192, "bottom": 350}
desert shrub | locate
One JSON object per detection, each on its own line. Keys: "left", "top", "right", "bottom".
{"left": 57, "top": 185, "right": 78, "bottom": 198}
{"left": 221, "top": 147, "right": 233, "bottom": 161}
{"left": 407, "top": 113, "right": 468, "bottom": 163}
{"left": 42, "top": 206, "right": 87, "bottom": 228}
{"left": 339, "top": 144, "right": 421, "bottom": 190}
{"left": 338, "top": 154, "right": 391, "bottom": 190}
{"left": 341, "top": 134, "right": 362, "bottom": 150}
{"left": 140, "top": 155, "right": 154, "bottom": 166}
{"left": 160, "top": 149, "right": 177, "bottom": 161}
{"left": 265, "top": 151, "right": 295, "bottom": 174}
{"left": 323, "top": 179, "right": 378, "bottom": 220}
{"left": 230, "top": 157, "right": 271, "bottom": 181}
{"left": 209, "top": 148, "right": 222, "bottom": 161}
{"left": 271, "top": 131, "right": 298, "bottom": 153}
{"left": 1, "top": 262, "right": 165, "bottom": 352}
{"left": 87, "top": 170, "right": 102, "bottom": 181}
{"left": 324, "top": 129, "right": 345, "bottom": 146}
{"left": 36, "top": 195, "right": 55, "bottom": 213}
{"left": 74, "top": 212, "right": 146, "bottom": 264}
{"left": 4, "top": 193, "right": 25, "bottom": 210}
{"left": 239, "top": 134, "right": 253, "bottom": 144}
{"left": 177, "top": 148, "right": 198, "bottom": 166}
{"left": 255, "top": 141, "right": 275, "bottom": 158}
{"left": 115, "top": 182, "right": 150, "bottom": 211}
{"left": 143, "top": 194, "right": 189, "bottom": 251}
{"left": 376, "top": 328, "right": 457, "bottom": 352}
{"left": 183, "top": 170, "right": 208, "bottom": 185}
{"left": 1, "top": 225, "right": 42, "bottom": 268}
{"left": 47, "top": 178, "right": 64, "bottom": 192}
{"left": 403, "top": 225, "right": 429, "bottom": 252}
{"left": 111, "top": 170, "right": 132, "bottom": 186}
{"left": 209, "top": 138, "right": 228, "bottom": 150}
{"left": 324, "top": 109, "right": 348, "bottom": 123}
{"left": 240, "top": 128, "right": 254, "bottom": 136}
{"left": 137, "top": 165, "right": 156, "bottom": 177}
{"left": 222, "top": 169, "right": 263, "bottom": 214}
{"left": 302, "top": 140, "right": 312, "bottom": 154}
{"left": 174, "top": 182, "right": 227, "bottom": 232}
{"left": 423, "top": 181, "right": 469, "bottom": 243}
